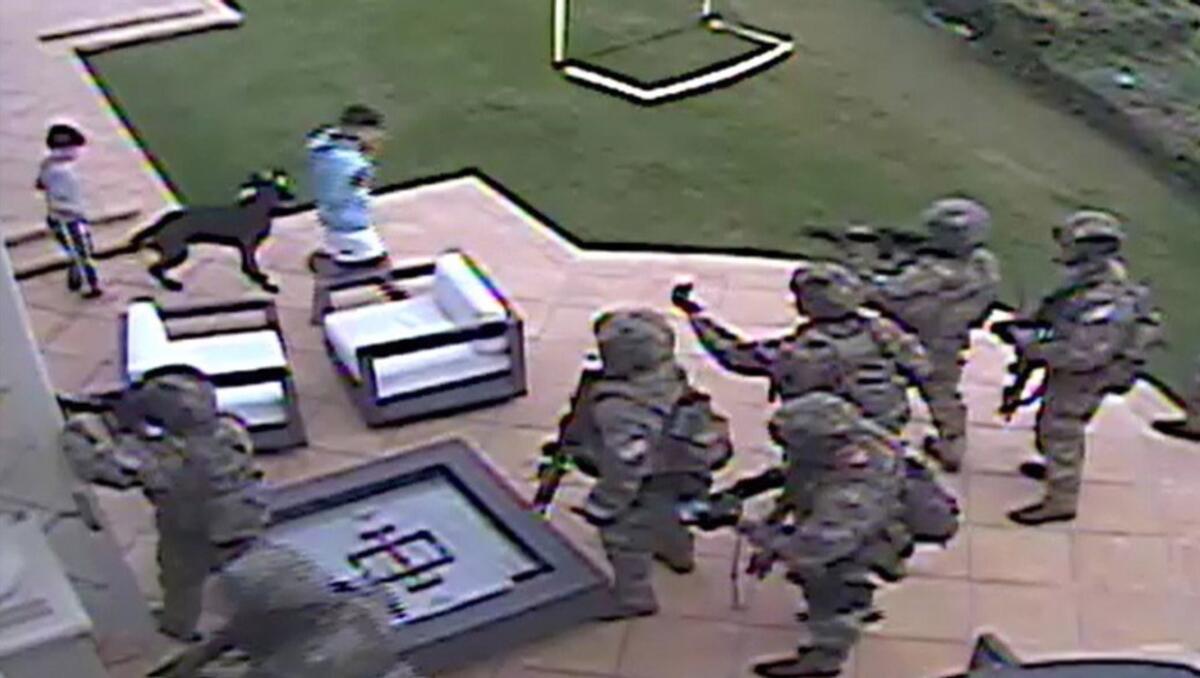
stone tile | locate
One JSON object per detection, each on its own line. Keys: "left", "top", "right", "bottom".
{"left": 652, "top": 553, "right": 751, "bottom": 624}
{"left": 965, "top": 474, "right": 1044, "bottom": 528}
{"left": 1074, "top": 534, "right": 1175, "bottom": 593}
{"left": 731, "top": 626, "right": 860, "bottom": 678}
{"left": 618, "top": 617, "right": 742, "bottom": 678}
{"left": 853, "top": 637, "right": 968, "bottom": 678}
{"left": 22, "top": 306, "right": 73, "bottom": 344}
{"left": 124, "top": 534, "right": 161, "bottom": 601}
{"left": 493, "top": 664, "right": 593, "bottom": 678}
{"left": 970, "top": 583, "right": 1081, "bottom": 655}
{"left": 962, "top": 426, "right": 1035, "bottom": 477}
{"left": 92, "top": 485, "right": 155, "bottom": 552}
{"left": 1078, "top": 591, "right": 1190, "bottom": 651}
{"left": 711, "top": 286, "right": 797, "bottom": 329}
{"left": 1157, "top": 480, "right": 1200, "bottom": 532}
{"left": 742, "top": 571, "right": 803, "bottom": 629}
{"left": 452, "top": 422, "right": 551, "bottom": 493}
{"left": 907, "top": 534, "right": 970, "bottom": 579}
{"left": 873, "top": 577, "right": 971, "bottom": 642}
{"left": 45, "top": 311, "right": 120, "bottom": 358}
{"left": 298, "top": 395, "right": 394, "bottom": 456}
{"left": 287, "top": 347, "right": 349, "bottom": 406}
{"left": 41, "top": 348, "right": 105, "bottom": 392}
{"left": 553, "top": 269, "right": 673, "bottom": 310}
{"left": 969, "top": 526, "right": 1072, "bottom": 585}
{"left": 538, "top": 304, "right": 603, "bottom": 342}
{"left": 256, "top": 444, "right": 369, "bottom": 487}
{"left": 434, "top": 662, "right": 496, "bottom": 678}
{"left": 460, "top": 380, "right": 575, "bottom": 430}
{"left": 1074, "top": 483, "right": 1167, "bottom": 535}
{"left": 501, "top": 620, "right": 627, "bottom": 675}
{"left": 1169, "top": 537, "right": 1200, "bottom": 597}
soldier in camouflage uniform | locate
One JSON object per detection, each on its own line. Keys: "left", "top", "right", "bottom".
{"left": 1005, "top": 211, "right": 1163, "bottom": 526}
{"left": 848, "top": 198, "right": 1002, "bottom": 471}
{"left": 562, "top": 309, "right": 732, "bottom": 620}
{"left": 151, "top": 540, "right": 421, "bottom": 678}
{"left": 59, "top": 365, "right": 268, "bottom": 641}
{"left": 740, "top": 392, "right": 907, "bottom": 678}
{"left": 672, "top": 261, "right": 934, "bottom": 435}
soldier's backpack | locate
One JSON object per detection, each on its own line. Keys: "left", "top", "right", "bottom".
{"left": 555, "top": 362, "right": 732, "bottom": 477}
{"left": 1100, "top": 282, "right": 1164, "bottom": 395}
{"left": 901, "top": 456, "right": 961, "bottom": 544}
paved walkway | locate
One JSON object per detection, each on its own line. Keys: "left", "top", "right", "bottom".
{"left": 3, "top": 3, "right": 1199, "bottom": 677}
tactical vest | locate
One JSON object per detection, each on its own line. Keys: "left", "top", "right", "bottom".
{"left": 1049, "top": 276, "right": 1162, "bottom": 392}
{"left": 886, "top": 251, "right": 998, "bottom": 345}
{"left": 556, "top": 368, "right": 732, "bottom": 478}
{"left": 771, "top": 318, "right": 911, "bottom": 431}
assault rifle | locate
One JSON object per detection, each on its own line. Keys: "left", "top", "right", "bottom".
{"left": 801, "top": 224, "right": 928, "bottom": 271}
{"left": 676, "top": 467, "right": 786, "bottom": 530}
{"left": 991, "top": 319, "right": 1051, "bottom": 421}
{"left": 532, "top": 357, "right": 604, "bottom": 517}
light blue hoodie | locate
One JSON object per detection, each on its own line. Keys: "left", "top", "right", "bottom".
{"left": 307, "top": 126, "right": 374, "bottom": 233}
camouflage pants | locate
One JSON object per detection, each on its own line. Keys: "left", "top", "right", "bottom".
{"left": 923, "top": 344, "right": 968, "bottom": 443}
{"left": 1035, "top": 372, "right": 1109, "bottom": 511}
{"left": 157, "top": 528, "right": 219, "bottom": 638}
{"left": 599, "top": 475, "right": 706, "bottom": 609}
{"left": 794, "top": 563, "right": 864, "bottom": 659}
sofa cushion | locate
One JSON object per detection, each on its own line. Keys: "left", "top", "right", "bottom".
{"left": 215, "top": 383, "right": 289, "bottom": 427}
{"left": 324, "top": 296, "right": 455, "bottom": 380}
{"left": 125, "top": 303, "right": 170, "bottom": 376}
{"left": 171, "top": 331, "right": 288, "bottom": 376}
{"left": 433, "top": 253, "right": 507, "bottom": 325}
{"left": 372, "top": 344, "right": 512, "bottom": 400}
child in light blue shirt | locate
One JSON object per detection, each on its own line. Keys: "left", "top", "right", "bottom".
{"left": 307, "top": 105, "right": 388, "bottom": 265}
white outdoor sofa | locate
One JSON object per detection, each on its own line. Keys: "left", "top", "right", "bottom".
{"left": 313, "top": 249, "right": 527, "bottom": 427}
{"left": 119, "top": 297, "right": 307, "bottom": 451}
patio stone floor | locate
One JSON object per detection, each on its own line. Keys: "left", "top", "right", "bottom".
{"left": 16, "top": 179, "right": 1200, "bottom": 678}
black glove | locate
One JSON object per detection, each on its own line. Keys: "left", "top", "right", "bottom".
{"left": 671, "top": 282, "right": 702, "bottom": 314}
{"left": 746, "top": 551, "right": 776, "bottom": 579}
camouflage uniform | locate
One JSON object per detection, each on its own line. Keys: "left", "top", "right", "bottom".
{"left": 152, "top": 541, "right": 420, "bottom": 678}
{"left": 742, "top": 393, "right": 907, "bottom": 678}
{"left": 1007, "top": 212, "right": 1163, "bottom": 525}
{"left": 564, "top": 309, "right": 731, "bottom": 619}
{"left": 852, "top": 198, "right": 1002, "bottom": 471}
{"left": 59, "top": 368, "right": 268, "bottom": 640}
{"left": 675, "top": 261, "right": 933, "bottom": 434}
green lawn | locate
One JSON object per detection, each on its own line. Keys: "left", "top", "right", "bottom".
{"left": 86, "top": 0, "right": 1200, "bottom": 393}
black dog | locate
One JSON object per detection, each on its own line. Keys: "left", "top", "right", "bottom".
{"left": 126, "top": 170, "right": 295, "bottom": 293}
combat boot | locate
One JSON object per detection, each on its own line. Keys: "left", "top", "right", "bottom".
{"left": 594, "top": 598, "right": 658, "bottom": 621}
{"left": 1018, "top": 460, "right": 1047, "bottom": 480}
{"left": 1007, "top": 498, "right": 1076, "bottom": 526}
{"left": 753, "top": 648, "right": 846, "bottom": 677}
{"left": 923, "top": 435, "right": 964, "bottom": 473}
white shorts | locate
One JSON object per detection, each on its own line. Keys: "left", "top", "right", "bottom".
{"left": 322, "top": 228, "right": 387, "bottom": 263}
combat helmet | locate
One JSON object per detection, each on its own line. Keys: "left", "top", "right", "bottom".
{"left": 593, "top": 308, "right": 676, "bottom": 377}
{"left": 921, "top": 197, "right": 991, "bottom": 254}
{"left": 221, "top": 541, "right": 336, "bottom": 614}
{"left": 1054, "top": 210, "right": 1124, "bottom": 266}
{"left": 789, "top": 261, "right": 865, "bottom": 319}
{"left": 130, "top": 365, "right": 220, "bottom": 434}
{"left": 768, "top": 391, "right": 864, "bottom": 450}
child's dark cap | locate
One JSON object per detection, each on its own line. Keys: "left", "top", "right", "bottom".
{"left": 47, "top": 124, "right": 87, "bottom": 149}
{"left": 340, "top": 104, "right": 384, "bottom": 129}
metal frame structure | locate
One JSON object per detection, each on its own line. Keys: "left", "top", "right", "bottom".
{"left": 551, "top": 0, "right": 795, "bottom": 105}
